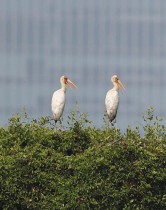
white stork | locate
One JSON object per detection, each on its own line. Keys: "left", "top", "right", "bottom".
{"left": 105, "top": 75, "right": 125, "bottom": 123}
{"left": 51, "top": 75, "right": 78, "bottom": 123}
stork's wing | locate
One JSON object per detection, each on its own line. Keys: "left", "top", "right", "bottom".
{"left": 105, "top": 90, "right": 119, "bottom": 122}
{"left": 51, "top": 89, "right": 65, "bottom": 120}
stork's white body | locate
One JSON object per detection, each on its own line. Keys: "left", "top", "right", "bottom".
{"left": 51, "top": 89, "right": 66, "bottom": 122}
{"left": 105, "top": 75, "right": 125, "bottom": 122}
{"left": 51, "top": 75, "right": 77, "bottom": 123}
{"left": 105, "top": 89, "right": 119, "bottom": 122}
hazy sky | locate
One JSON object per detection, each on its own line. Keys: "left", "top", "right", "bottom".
{"left": 0, "top": 0, "right": 165, "bottom": 132}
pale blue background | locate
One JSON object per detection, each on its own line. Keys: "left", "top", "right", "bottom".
{"left": 0, "top": 0, "right": 165, "bottom": 131}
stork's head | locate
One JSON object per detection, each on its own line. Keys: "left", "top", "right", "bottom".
{"left": 111, "top": 75, "right": 125, "bottom": 90}
{"left": 60, "top": 75, "right": 78, "bottom": 89}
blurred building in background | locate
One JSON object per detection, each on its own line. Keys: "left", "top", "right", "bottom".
{"left": 0, "top": 0, "right": 165, "bottom": 131}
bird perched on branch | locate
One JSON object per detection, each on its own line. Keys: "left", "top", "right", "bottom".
{"left": 51, "top": 75, "right": 78, "bottom": 123}
{"left": 105, "top": 75, "right": 125, "bottom": 123}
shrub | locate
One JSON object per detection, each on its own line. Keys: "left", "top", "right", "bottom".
{"left": 0, "top": 108, "right": 166, "bottom": 209}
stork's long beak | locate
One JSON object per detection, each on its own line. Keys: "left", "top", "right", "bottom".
{"left": 66, "top": 79, "right": 78, "bottom": 90}
{"left": 118, "top": 79, "right": 125, "bottom": 91}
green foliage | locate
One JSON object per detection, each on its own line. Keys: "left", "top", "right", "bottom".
{"left": 0, "top": 108, "right": 166, "bottom": 209}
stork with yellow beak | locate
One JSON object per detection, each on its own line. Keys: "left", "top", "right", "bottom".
{"left": 51, "top": 75, "right": 78, "bottom": 123}
{"left": 105, "top": 75, "right": 125, "bottom": 123}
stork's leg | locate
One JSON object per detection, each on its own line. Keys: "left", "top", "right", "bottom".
{"left": 111, "top": 118, "right": 116, "bottom": 126}
{"left": 59, "top": 118, "right": 63, "bottom": 125}
{"left": 114, "top": 121, "right": 118, "bottom": 140}
{"left": 110, "top": 119, "right": 118, "bottom": 140}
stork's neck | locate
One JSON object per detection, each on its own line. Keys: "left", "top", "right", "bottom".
{"left": 61, "top": 82, "right": 66, "bottom": 91}
{"left": 113, "top": 82, "right": 119, "bottom": 91}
